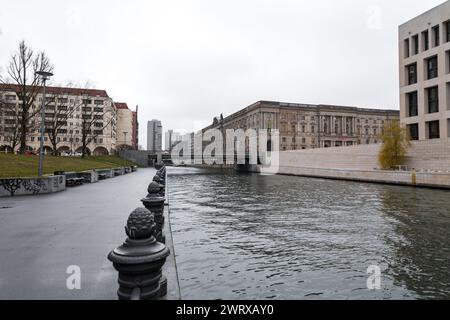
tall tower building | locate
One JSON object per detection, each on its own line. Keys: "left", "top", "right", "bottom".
{"left": 147, "top": 119, "right": 162, "bottom": 152}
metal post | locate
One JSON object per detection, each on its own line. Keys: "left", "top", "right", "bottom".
{"left": 38, "top": 79, "right": 47, "bottom": 177}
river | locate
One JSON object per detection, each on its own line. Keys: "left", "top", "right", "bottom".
{"left": 168, "top": 167, "right": 450, "bottom": 300}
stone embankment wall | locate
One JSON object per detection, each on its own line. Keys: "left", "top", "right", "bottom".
{"left": 255, "top": 139, "right": 450, "bottom": 189}
{"left": 0, "top": 175, "right": 66, "bottom": 197}
{"left": 280, "top": 139, "right": 450, "bottom": 172}
{"left": 0, "top": 166, "right": 138, "bottom": 197}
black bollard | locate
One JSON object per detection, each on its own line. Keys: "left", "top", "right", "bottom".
{"left": 108, "top": 208, "right": 170, "bottom": 300}
{"left": 141, "top": 181, "right": 166, "bottom": 243}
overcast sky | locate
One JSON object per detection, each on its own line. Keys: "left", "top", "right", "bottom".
{"left": 0, "top": 0, "right": 445, "bottom": 147}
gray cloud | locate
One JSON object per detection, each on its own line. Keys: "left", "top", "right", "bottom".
{"left": 0, "top": 0, "right": 444, "bottom": 147}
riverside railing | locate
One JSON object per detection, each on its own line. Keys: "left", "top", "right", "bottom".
{"left": 108, "top": 165, "right": 170, "bottom": 300}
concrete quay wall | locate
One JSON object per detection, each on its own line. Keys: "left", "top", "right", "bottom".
{"left": 269, "top": 166, "right": 450, "bottom": 189}
{"left": 261, "top": 139, "right": 450, "bottom": 189}
{"left": 279, "top": 139, "right": 450, "bottom": 172}
{"left": 0, "top": 175, "right": 66, "bottom": 197}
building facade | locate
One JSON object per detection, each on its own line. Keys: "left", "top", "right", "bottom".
{"left": 132, "top": 106, "right": 139, "bottom": 150}
{"left": 0, "top": 84, "right": 136, "bottom": 155}
{"left": 147, "top": 119, "right": 162, "bottom": 152}
{"left": 165, "top": 130, "right": 182, "bottom": 151}
{"left": 399, "top": 1, "right": 450, "bottom": 141}
{"left": 115, "top": 102, "right": 139, "bottom": 150}
{"left": 205, "top": 101, "right": 399, "bottom": 151}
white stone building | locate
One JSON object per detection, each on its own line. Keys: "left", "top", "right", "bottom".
{"left": 399, "top": 0, "right": 450, "bottom": 141}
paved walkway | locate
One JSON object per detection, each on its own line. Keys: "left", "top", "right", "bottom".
{"left": 0, "top": 168, "right": 157, "bottom": 300}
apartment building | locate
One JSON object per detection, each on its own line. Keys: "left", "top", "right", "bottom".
{"left": 0, "top": 84, "right": 136, "bottom": 155}
{"left": 399, "top": 1, "right": 450, "bottom": 141}
{"left": 205, "top": 101, "right": 399, "bottom": 151}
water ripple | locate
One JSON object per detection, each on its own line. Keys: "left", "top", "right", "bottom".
{"left": 168, "top": 167, "right": 450, "bottom": 300}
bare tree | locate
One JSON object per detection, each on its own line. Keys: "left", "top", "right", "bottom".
{"left": 0, "top": 93, "right": 41, "bottom": 152}
{"left": 80, "top": 94, "right": 114, "bottom": 157}
{"left": 43, "top": 92, "right": 78, "bottom": 155}
{"left": 0, "top": 40, "right": 53, "bottom": 153}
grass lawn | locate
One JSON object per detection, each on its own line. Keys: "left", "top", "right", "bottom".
{"left": 0, "top": 154, "right": 136, "bottom": 178}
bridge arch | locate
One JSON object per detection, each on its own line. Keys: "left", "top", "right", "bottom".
{"left": 93, "top": 146, "right": 109, "bottom": 156}
{"left": 0, "top": 145, "right": 14, "bottom": 153}
{"left": 57, "top": 146, "right": 71, "bottom": 155}
{"left": 76, "top": 147, "right": 91, "bottom": 156}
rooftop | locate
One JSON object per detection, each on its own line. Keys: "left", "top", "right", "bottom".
{"left": 0, "top": 83, "right": 110, "bottom": 98}
{"left": 114, "top": 102, "right": 129, "bottom": 110}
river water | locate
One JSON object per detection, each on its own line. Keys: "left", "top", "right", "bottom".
{"left": 168, "top": 167, "right": 450, "bottom": 300}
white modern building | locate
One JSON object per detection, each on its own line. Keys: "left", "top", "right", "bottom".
{"left": 165, "top": 130, "right": 182, "bottom": 151}
{"left": 399, "top": 0, "right": 450, "bottom": 141}
{"left": 147, "top": 119, "right": 162, "bottom": 152}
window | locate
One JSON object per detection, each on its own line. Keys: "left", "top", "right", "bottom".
{"left": 422, "top": 30, "right": 429, "bottom": 51}
{"left": 407, "top": 91, "right": 418, "bottom": 117}
{"left": 426, "top": 56, "right": 438, "bottom": 79}
{"left": 408, "top": 123, "right": 419, "bottom": 140}
{"left": 311, "top": 126, "right": 315, "bottom": 133}
{"left": 427, "top": 120, "right": 440, "bottom": 139}
{"left": 446, "top": 20, "right": 450, "bottom": 42}
{"left": 407, "top": 63, "right": 417, "bottom": 85}
{"left": 427, "top": 86, "right": 439, "bottom": 113}
{"left": 447, "top": 51, "right": 450, "bottom": 74}
{"left": 404, "top": 39, "right": 410, "bottom": 58}
{"left": 433, "top": 25, "right": 440, "bottom": 47}
{"left": 412, "top": 34, "right": 419, "bottom": 55}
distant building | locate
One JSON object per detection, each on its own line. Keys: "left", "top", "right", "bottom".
{"left": 165, "top": 130, "right": 182, "bottom": 151}
{"left": 147, "top": 119, "right": 162, "bottom": 152}
{"left": 132, "top": 106, "right": 139, "bottom": 150}
{"left": 399, "top": 1, "right": 450, "bottom": 141}
{"left": 0, "top": 84, "right": 120, "bottom": 155}
{"left": 204, "top": 101, "right": 399, "bottom": 151}
{"left": 116, "top": 103, "right": 138, "bottom": 150}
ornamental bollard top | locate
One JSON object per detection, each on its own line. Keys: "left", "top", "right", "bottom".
{"left": 108, "top": 208, "right": 170, "bottom": 300}
{"left": 153, "top": 175, "right": 165, "bottom": 194}
{"left": 141, "top": 181, "right": 166, "bottom": 243}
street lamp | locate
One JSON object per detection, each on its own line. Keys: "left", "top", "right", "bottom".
{"left": 123, "top": 132, "right": 128, "bottom": 167}
{"left": 35, "top": 70, "right": 53, "bottom": 177}
{"left": 123, "top": 131, "right": 128, "bottom": 147}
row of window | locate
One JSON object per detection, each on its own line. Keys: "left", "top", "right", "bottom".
{"left": 405, "top": 82, "right": 450, "bottom": 117}
{"left": 407, "top": 121, "right": 441, "bottom": 140}
{"left": 28, "top": 136, "right": 106, "bottom": 143}
{"left": 406, "top": 55, "right": 438, "bottom": 85}
{"left": 404, "top": 20, "right": 450, "bottom": 58}
{"left": 2, "top": 94, "right": 105, "bottom": 105}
